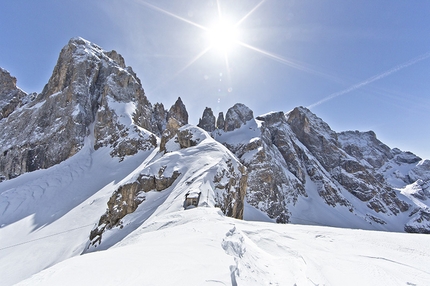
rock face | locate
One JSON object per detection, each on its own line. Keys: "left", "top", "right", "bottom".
{"left": 0, "top": 68, "right": 32, "bottom": 120}
{"left": 224, "top": 103, "right": 254, "bottom": 132}
{"left": 89, "top": 169, "right": 181, "bottom": 245}
{"left": 159, "top": 98, "right": 190, "bottom": 153}
{"left": 207, "top": 104, "right": 430, "bottom": 233}
{"left": 197, "top": 107, "right": 216, "bottom": 132}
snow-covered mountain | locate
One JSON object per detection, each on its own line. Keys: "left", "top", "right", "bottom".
{"left": 198, "top": 104, "right": 430, "bottom": 233}
{"left": 1, "top": 38, "right": 429, "bottom": 285}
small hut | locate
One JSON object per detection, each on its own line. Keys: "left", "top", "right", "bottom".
{"left": 184, "top": 191, "right": 201, "bottom": 209}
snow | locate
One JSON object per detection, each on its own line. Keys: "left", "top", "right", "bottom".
{"left": 15, "top": 207, "right": 430, "bottom": 286}
{"left": 214, "top": 118, "right": 261, "bottom": 146}
{"left": 2, "top": 138, "right": 430, "bottom": 285}
{"left": 0, "top": 144, "right": 156, "bottom": 285}
{"left": 1, "top": 121, "right": 430, "bottom": 285}
{"left": 106, "top": 97, "right": 136, "bottom": 127}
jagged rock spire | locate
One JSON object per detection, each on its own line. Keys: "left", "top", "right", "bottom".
{"left": 198, "top": 107, "right": 216, "bottom": 132}
{"left": 0, "top": 68, "right": 28, "bottom": 120}
{"left": 168, "top": 97, "right": 188, "bottom": 126}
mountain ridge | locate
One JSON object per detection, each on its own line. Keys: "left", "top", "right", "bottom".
{"left": 1, "top": 37, "right": 428, "bottom": 234}
{"left": 1, "top": 37, "right": 430, "bottom": 285}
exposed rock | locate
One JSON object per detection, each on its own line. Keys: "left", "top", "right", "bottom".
{"left": 89, "top": 169, "right": 181, "bottom": 245}
{"left": 198, "top": 107, "right": 216, "bottom": 132}
{"left": 213, "top": 161, "right": 247, "bottom": 219}
{"left": 224, "top": 103, "right": 254, "bottom": 132}
{"left": 217, "top": 112, "right": 225, "bottom": 130}
{"left": 338, "top": 130, "right": 393, "bottom": 169}
{"left": 0, "top": 68, "right": 29, "bottom": 120}
{"left": 393, "top": 149, "right": 422, "bottom": 164}
{"left": 409, "top": 160, "right": 430, "bottom": 183}
{"left": 159, "top": 98, "right": 189, "bottom": 152}
{"left": 287, "top": 106, "right": 340, "bottom": 170}
{"left": 90, "top": 125, "right": 248, "bottom": 247}
{"left": 208, "top": 104, "right": 422, "bottom": 229}
{"left": 150, "top": 103, "right": 168, "bottom": 136}
{"left": 405, "top": 209, "right": 430, "bottom": 234}
{"left": 168, "top": 97, "right": 188, "bottom": 126}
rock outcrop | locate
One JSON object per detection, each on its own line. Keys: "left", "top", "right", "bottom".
{"left": 197, "top": 107, "right": 216, "bottom": 132}
{"left": 159, "top": 98, "right": 190, "bottom": 153}
{"left": 224, "top": 103, "right": 254, "bottom": 132}
{"left": 0, "top": 68, "right": 32, "bottom": 120}
{"left": 89, "top": 168, "right": 181, "bottom": 245}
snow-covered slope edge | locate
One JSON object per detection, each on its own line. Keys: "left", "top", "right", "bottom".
{"left": 17, "top": 207, "right": 430, "bottom": 286}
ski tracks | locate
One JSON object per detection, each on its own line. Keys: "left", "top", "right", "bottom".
{"left": 221, "top": 225, "right": 294, "bottom": 286}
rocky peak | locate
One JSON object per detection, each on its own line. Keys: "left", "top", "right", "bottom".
{"left": 217, "top": 112, "right": 225, "bottom": 130}
{"left": 168, "top": 97, "right": 188, "bottom": 126}
{"left": 287, "top": 107, "right": 338, "bottom": 143}
{"left": 0, "top": 37, "right": 156, "bottom": 180}
{"left": 392, "top": 149, "right": 422, "bottom": 164}
{"left": 286, "top": 107, "right": 340, "bottom": 170}
{"left": 0, "top": 68, "right": 28, "bottom": 120}
{"left": 104, "top": 50, "right": 126, "bottom": 69}
{"left": 159, "top": 98, "right": 190, "bottom": 153}
{"left": 197, "top": 107, "right": 216, "bottom": 132}
{"left": 0, "top": 67, "right": 17, "bottom": 91}
{"left": 224, "top": 103, "right": 254, "bottom": 132}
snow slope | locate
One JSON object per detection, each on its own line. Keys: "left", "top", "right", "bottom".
{"left": 3, "top": 130, "right": 429, "bottom": 286}
{"left": 16, "top": 207, "right": 430, "bottom": 286}
{"left": 1, "top": 136, "right": 430, "bottom": 286}
{"left": 0, "top": 144, "right": 156, "bottom": 285}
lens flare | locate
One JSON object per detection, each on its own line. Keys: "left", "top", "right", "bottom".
{"left": 207, "top": 19, "right": 238, "bottom": 53}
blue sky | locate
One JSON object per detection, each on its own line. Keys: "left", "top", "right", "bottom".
{"left": 1, "top": 0, "right": 429, "bottom": 159}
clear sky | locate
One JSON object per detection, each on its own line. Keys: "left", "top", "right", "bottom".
{"left": 1, "top": 0, "right": 429, "bottom": 159}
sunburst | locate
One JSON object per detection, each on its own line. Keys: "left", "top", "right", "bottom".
{"left": 136, "top": 0, "right": 325, "bottom": 91}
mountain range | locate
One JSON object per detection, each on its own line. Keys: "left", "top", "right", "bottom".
{"left": 1, "top": 37, "right": 429, "bottom": 285}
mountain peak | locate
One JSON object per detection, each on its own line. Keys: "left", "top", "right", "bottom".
{"left": 0, "top": 68, "right": 28, "bottom": 120}
{"left": 224, "top": 103, "right": 254, "bottom": 132}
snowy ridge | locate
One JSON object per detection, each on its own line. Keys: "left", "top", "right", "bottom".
{"left": 87, "top": 124, "right": 246, "bottom": 251}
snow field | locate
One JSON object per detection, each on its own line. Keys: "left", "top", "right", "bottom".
{"left": 16, "top": 207, "right": 430, "bottom": 286}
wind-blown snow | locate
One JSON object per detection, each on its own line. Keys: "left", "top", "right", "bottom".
{"left": 15, "top": 207, "right": 430, "bottom": 286}
{"left": 0, "top": 145, "right": 156, "bottom": 285}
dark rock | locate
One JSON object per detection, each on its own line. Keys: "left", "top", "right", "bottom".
{"left": 198, "top": 107, "right": 216, "bottom": 132}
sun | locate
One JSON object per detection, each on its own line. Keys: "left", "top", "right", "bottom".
{"left": 207, "top": 19, "right": 239, "bottom": 54}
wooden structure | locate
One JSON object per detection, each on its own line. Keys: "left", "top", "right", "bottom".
{"left": 184, "top": 191, "right": 201, "bottom": 209}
